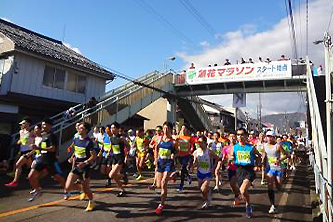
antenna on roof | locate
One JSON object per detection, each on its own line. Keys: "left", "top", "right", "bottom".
{"left": 62, "top": 24, "right": 66, "bottom": 42}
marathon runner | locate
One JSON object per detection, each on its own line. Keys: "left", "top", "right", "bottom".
{"left": 174, "top": 125, "right": 194, "bottom": 193}
{"left": 63, "top": 122, "right": 97, "bottom": 212}
{"left": 134, "top": 129, "right": 149, "bottom": 180}
{"left": 27, "top": 118, "right": 65, "bottom": 201}
{"left": 255, "top": 133, "right": 267, "bottom": 185}
{"left": 209, "top": 131, "right": 223, "bottom": 192}
{"left": 155, "top": 121, "right": 178, "bottom": 215}
{"left": 192, "top": 135, "right": 218, "bottom": 209}
{"left": 100, "top": 125, "right": 113, "bottom": 187}
{"left": 229, "top": 128, "right": 261, "bottom": 218}
{"left": 109, "top": 122, "right": 127, "bottom": 197}
{"left": 148, "top": 125, "right": 163, "bottom": 190}
{"left": 262, "top": 131, "right": 288, "bottom": 214}
{"left": 222, "top": 131, "right": 241, "bottom": 205}
{"left": 5, "top": 118, "right": 34, "bottom": 187}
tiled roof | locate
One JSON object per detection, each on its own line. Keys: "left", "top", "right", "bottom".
{"left": 0, "top": 19, "right": 114, "bottom": 79}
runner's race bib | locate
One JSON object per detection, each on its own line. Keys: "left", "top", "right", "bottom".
{"left": 237, "top": 151, "right": 251, "bottom": 164}
{"left": 74, "top": 146, "right": 86, "bottom": 158}
{"left": 199, "top": 161, "right": 209, "bottom": 171}
{"left": 112, "top": 144, "right": 121, "bottom": 154}
{"left": 159, "top": 148, "right": 171, "bottom": 159}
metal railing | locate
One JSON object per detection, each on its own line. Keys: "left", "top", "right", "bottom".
{"left": 10, "top": 70, "right": 162, "bottom": 142}
{"left": 189, "top": 96, "right": 214, "bottom": 131}
{"left": 306, "top": 57, "right": 332, "bottom": 222}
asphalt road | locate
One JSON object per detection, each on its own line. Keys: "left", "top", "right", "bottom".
{"left": 0, "top": 161, "right": 312, "bottom": 222}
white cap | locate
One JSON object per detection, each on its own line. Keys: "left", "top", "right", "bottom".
{"left": 266, "top": 131, "right": 275, "bottom": 136}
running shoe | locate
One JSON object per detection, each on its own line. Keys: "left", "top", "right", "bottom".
{"left": 261, "top": 180, "right": 268, "bottom": 185}
{"left": 5, "top": 181, "right": 18, "bottom": 187}
{"left": 148, "top": 184, "right": 156, "bottom": 190}
{"left": 156, "top": 204, "right": 165, "bottom": 215}
{"left": 79, "top": 192, "right": 87, "bottom": 200}
{"left": 213, "top": 186, "right": 219, "bottom": 192}
{"left": 105, "top": 179, "right": 112, "bottom": 188}
{"left": 245, "top": 205, "right": 253, "bottom": 218}
{"left": 170, "top": 177, "right": 176, "bottom": 183}
{"left": 201, "top": 201, "right": 209, "bottom": 209}
{"left": 187, "top": 176, "right": 192, "bottom": 185}
{"left": 85, "top": 200, "right": 95, "bottom": 212}
{"left": 177, "top": 186, "right": 183, "bottom": 193}
{"left": 27, "top": 189, "right": 42, "bottom": 202}
{"left": 233, "top": 196, "right": 242, "bottom": 206}
{"left": 64, "top": 192, "right": 71, "bottom": 200}
{"left": 117, "top": 191, "right": 126, "bottom": 197}
{"left": 29, "top": 189, "right": 37, "bottom": 194}
{"left": 269, "top": 205, "right": 278, "bottom": 214}
{"left": 136, "top": 174, "right": 142, "bottom": 181}
{"left": 133, "top": 173, "right": 138, "bottom": 178}
{"left": 123, "top": 175, "right": 128, "bottom": 185}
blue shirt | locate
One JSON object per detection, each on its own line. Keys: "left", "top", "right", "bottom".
{"left": 234, "top": 143, "right": 255, "bottom": 166}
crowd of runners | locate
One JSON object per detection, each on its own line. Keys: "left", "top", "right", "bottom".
{"left": 4, "top": 117, "right": 307, "bottom": 218}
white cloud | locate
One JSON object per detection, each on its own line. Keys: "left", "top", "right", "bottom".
{"left": 63, "top": 42, "right": 81, "bottom": 54}
{"left": 1, "top": 17, "right": 11, "bottom": 22}
{"left": 180, "top": 0, "right": 328, "bottom": 116}
{"left": 200, "top": 40, "right": 210, "bottom": 47}
{"left": 178, "top": 0, "right": 329, "bottom": 68}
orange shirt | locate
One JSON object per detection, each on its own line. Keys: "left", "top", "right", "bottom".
{"left": 176, "top": 135, "right": 195, "bottom": 156}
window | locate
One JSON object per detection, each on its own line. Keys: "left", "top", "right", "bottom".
{"left": 66, "top": 72, "right": 77, "bottom": 92}
{"left": 77, "top": 75, "right": 86, "bottom": 94}
{"left": 43, "top": 65, "right": 65, "bottom": 89}
{"left": 66, "top": 72, "right": 86, "bottom": 94}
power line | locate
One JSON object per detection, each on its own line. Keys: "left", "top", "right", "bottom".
{"left": 179, "top": 0, "right": 216, "bottom": 37}
{"left": 135, "top": 0, "right": 199, "bottom": 49}
{"left": 306, "top": 0, "right": 309, "bottom": 55}
{"left": 285, "top": 0, "right": 299, "bottom": 60}
{"left": 327, "top": 1, "right": 333, "bottom": 31}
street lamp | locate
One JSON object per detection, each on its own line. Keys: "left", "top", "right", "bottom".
{"left": 164, "top": 56, "right": 176, "bottom": 72}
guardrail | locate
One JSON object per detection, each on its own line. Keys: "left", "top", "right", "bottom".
{"left": 306, "top": 57, "right": 332, "bottom": 222}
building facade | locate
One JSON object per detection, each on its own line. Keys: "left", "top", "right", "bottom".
{"left": 0, "top": 19, "right": 114, "bottom": 134}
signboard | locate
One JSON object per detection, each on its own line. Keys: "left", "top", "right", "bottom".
{"left": 186, "top": 60, "right": 292, "bottom": 85}
{"left": 233, "top": 93, "right": 246, "bottom": 108}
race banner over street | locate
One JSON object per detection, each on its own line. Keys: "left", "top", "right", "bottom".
{"left": 186, "top": 60, "right": 292, "bottom": 85}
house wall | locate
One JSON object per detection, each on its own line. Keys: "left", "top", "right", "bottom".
{"left": 138, "top": 97, "right": 168, "bottom": 130}
{"left": 8, "top": 53, "right": 105, "bottom": 103}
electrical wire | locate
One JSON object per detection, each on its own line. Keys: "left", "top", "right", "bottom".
{"left": 179, "top": 0, "right": 216, "bottom": 37}
{"left": 287, "top": 0, "right": 299, "bottom": 60}
{"left": 135, "top": 0, "right": 199, "bottom": 49}
{"left": 327, "top": 1, "right": 333, "bottom": 31}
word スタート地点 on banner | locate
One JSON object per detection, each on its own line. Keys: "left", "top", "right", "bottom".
{"left": 186, "top": 60, "right": 292, "bottom": 85}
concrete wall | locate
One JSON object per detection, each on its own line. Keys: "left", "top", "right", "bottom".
{"left": 138, "top": 97, "right": 168, "bottom": 130}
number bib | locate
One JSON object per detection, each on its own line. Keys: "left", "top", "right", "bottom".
{"left": 158, "top": 148, "right": 171, "bottom": 159}
{"left": 198, "top": 161, "right": 209, "bottom": 171}
{"left": 179, "top": 142, "right": 189, "bottom": 152}
{"left": 236, "top": 151, "right": 251, "bottom": 164}
{"left": 112, "top": 145, "right": 121, "bottom": 154}
{"left": 21, "top": 137, "right": 29, "bottom": 145}
{"left": 74, "top": 146, "right": 86, "bottom": 158}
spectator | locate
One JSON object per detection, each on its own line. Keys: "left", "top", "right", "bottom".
{"left": 189, "top": 63, "right": 195, "bottom": 69}
{"left": 265, "top": 57, "right": 272, "bottom": 63}
{"left": 241, "top": 58, "right": 246, "bottom": 64}
{"left": 224, "top": 59, "right": 231, "bottom": 65}
{"left": 208, "top": 64, "right": 212, "bottom": 67}
{"left": 278, "top": 55, "right": 288, "bottom": 61}
{"left": 87, "top": 97, "right": 98, "bottom": 109}
{"left": 258, "top": 57, "right": 263, "bottom": 62}
{"left": 65, "top": 107, "right": 76, "bottom": 119}
{"left": 214, "top": 64, "right": 218, "bottom": 67}
{"left": 248, "top": 58, "right": 254, "bottom": 63}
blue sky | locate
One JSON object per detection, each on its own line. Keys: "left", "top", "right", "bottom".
{"left": 1, "top": 0, "right": 331, "bottom": 116}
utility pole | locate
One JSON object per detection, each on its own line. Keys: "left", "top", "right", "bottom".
{"left": 234, "top": 107, "right": 238, "bottom": 131}
{"left": 324, "top": 31, "right": 333, "bottom": 222}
